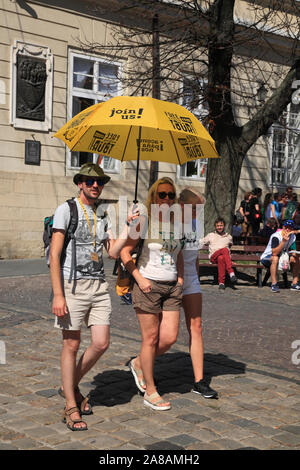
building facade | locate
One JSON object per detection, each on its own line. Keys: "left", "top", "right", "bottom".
{"left": 0, "top": 0, "right": 299, "bottom": 258}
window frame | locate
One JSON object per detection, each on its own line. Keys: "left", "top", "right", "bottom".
{"left": 177, "top": 75, "right": 209, "bottom": 182}
{"left": 269, "top": 103, "right": 300, "bottom": 189}
{"left": 67, "top": 50, "right": 123, "bottom": 173}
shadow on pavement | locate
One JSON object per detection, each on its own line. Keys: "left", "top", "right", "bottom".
{"left": 88, "top": 351, "right": 245, "bottom": 407}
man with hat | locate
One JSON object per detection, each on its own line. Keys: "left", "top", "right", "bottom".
{"left": 50, "top": 163, "right": 138, "bottom": 431}
{"left": 260, "top": 219, "right": 300, "bottom": 293}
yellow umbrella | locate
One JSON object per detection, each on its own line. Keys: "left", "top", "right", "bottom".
{"left": 54, "top": 95, "right": 219, "bottom": 201}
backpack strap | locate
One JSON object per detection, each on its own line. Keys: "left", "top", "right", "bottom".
{"left": 64, "top": 198, "right": 78, "bottom": 292}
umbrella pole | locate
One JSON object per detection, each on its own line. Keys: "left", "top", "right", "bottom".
{"left": 134, "top": 126, "right": 142, "bottom": 204}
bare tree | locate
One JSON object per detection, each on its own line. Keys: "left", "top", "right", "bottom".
{"left": 82, "top": 0, "right": 300, "bottom": 231}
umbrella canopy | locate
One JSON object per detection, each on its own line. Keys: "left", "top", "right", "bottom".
{"left": 54, "top": 95, "right": 219, "bottom": 200}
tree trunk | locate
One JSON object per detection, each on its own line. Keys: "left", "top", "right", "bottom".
{"left": 205, "top": 135, "right": 244, "bottom": 233}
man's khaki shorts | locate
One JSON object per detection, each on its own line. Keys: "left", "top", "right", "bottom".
{"left": 132, "top": 279, "right": 182, "bottom": 314}
{"left": 54, "top": 279, "right": 112, "bottom": 331}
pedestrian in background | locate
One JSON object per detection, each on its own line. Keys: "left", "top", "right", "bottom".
{"left": 248, "top": 188, "right": 262, "bottom": 235}
{"left": 239, "top": 191, "right": 252, "bottom": 241}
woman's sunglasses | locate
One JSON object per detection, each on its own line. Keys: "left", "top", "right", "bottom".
{"left": 157, "top": 191, "right": 176, "bottom": 200}
{"left": 83, "top": 178, "right": 105, "bottom": 187}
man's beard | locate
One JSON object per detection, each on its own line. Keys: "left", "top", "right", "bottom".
{"left": 82, "top": 187, "right": 100, "bottom": 201}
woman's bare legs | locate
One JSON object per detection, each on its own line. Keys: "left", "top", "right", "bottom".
{"left": 182, "top": 293, "right": 204, "bottom": 382}
{"left": 134, "top": 309, "right": 179, "bottom": 406}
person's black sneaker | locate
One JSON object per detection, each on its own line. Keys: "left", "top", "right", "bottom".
{"left": 218, "top": 283, "right": 225, "bottom": 291}
{"left": 230, "top": 274, "right": 237, "bottom": 284}
{"left": 193, "top": 379, "right": 218, "bottom": 399}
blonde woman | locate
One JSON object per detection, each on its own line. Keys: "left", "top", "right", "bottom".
{"left": 179, "top": 188, "right": 218, "bottom": 399}
{"left": 120, "top": 177, "right": 183, "bottom": 411}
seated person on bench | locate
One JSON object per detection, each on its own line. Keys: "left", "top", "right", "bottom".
{"left": 260, "top": 219, "right": 300, "bottom": 293}
{"left": 200, "top": 217, "right": 237, "bottom": 290}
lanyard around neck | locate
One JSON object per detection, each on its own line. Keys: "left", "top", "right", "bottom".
{"left": 77, "top": 197, "right": 97, "bottom": 249}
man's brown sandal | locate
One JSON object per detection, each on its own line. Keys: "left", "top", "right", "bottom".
{"left": 58, "top": 386, "right": 93, "bottom": 415}
{"left": 62, "top": 406, "right": 88, "bottom": 431}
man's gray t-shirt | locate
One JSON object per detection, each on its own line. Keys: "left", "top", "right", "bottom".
{"left": 53, "top": 198, "right": 112, "bottom": 281}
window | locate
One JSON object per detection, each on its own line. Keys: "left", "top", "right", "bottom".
{"left": 270, "top": 102, "right": 300, "bottom": 188}
{"left": 178, "top": 76, "right": 209, "bottom": 180}
{"left": 68, "top": 52, "right": 122, "bottom": 172}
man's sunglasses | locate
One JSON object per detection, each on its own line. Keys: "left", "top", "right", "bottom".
{"left": 83, "top": 178, "right": 105, "bottom": 187}
{"left": 157, "top": 191, "right": 176, "bottom": 200}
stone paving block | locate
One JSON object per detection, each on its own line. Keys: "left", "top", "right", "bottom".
{"left": 188, "top": 428, "right": 219, "bottom": 442}
{"left": 54, "top": 441, "right": 95, "bottom": 450}
{"left": 35, "top": 389, "right": 58, "bottom": 398}
{"left": 219, "top": 425, "right": 256, "bottom": 441}
{"left": 280, "top": 425, "right": 300, "bottom": 435}
{"left": 109, "top": 428, "right": 148, "bottom": 443}
{"left": 23, "top": 426, "right": 58, "bottom": 439}
{"left": 144, "top": 440, "right": 184, "bottom": 451}
{"left": 186, "top": 441, "right": 221, "bottom": 450}
{"left": 167, "top": 397, "right": 199, "bottom": 409}
{"left": 0, "top": 443, "right": 18, "bottom": 450}
{"left": 239, "top": 435, "right": 279, "bottom": 450}
{"left": 0, "top": 395, "right": 22, "bottom": 405}
{"left": 271, "top": 432, "right": 300, "bottom": 447}
{"left": 12, "top": 437, "right": 41, "bottom": 449}
{"left": 116, "top": 442, "right": 143, "bottom": 450}
{"left": 168, "top": 433, "right": 200, "bottom": 448}
{"left": 27, "top": 412, "right": 61, "bottom": 426}
{"left": 144, "top": 423, "right": 182, "bottom": 440}
{"left": 200, "top": 419, "right": 233, "bottom": 435}
{"left": 83, "top": 434, "right": 124, "bottom": 449}
{"left": 211, "top": 438, "right": 245, "bottom": 450}
{"left": 92, "top": 420, "right": 123, "bottom": 433}
{"left": 3, "top": 418, "right": 40, "bottom": 432}
{"left": 230, "top": 418, "right": 265, "bottom": 431}
{"left": 0, "top": 426, "right": 26, "bottom": 442}
{"left": 177, "top": 413, "right": 211, "bottom": 424}
{"left": 159, "top": 418, "right": 198, "bottom": 434}
{"left": 37, "top": 434, "right": 72, "bottom": 447}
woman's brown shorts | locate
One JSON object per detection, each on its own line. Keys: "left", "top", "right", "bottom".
{"left": 132, "top": 279, "right": 182, "bottom": 314}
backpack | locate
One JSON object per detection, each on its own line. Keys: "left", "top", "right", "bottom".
{"left": 43, "top": 198, "right": 78, "bottom": 277}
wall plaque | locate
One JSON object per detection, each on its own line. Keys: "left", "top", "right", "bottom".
{"left": 25, "top": 140, "right": 41, "bottom": 165}
{"left": 11, "top": 41, "right": 53, "bottom": 131}
{"left": 16, "top": 56, "right": 47, "bottom": 121}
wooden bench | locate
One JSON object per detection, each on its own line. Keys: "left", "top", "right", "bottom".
{"left": 198, "top": 245, "right": 288, "bottom": 287}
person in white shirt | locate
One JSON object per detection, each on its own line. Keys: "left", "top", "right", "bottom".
{"left": 50, "top": 163, "right": 138, "bottom": 431}
{"left": 200, "top": 218, "right": 237, "bottom": 290}
{"left": 179, "top": 188, "right": 218, "bottom": 399}
{"left": 120, "top": 177, "right": 184, "bottom": 411}
{"left": 260, "top": 219, "right": 300, "bottom": 293}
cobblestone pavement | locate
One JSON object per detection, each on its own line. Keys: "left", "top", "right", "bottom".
{"left": 0, "top": 258, "right": 299, "bottom": 451}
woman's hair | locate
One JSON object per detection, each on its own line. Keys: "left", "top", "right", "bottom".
{"left": 145, "top": 177, "right": 177, "bottom": 218}
{"left": 263, "top": 192, "right": 273, "bottom": 212}
{"left": 178, "top": 187, "right": 206, "bottom": 205}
